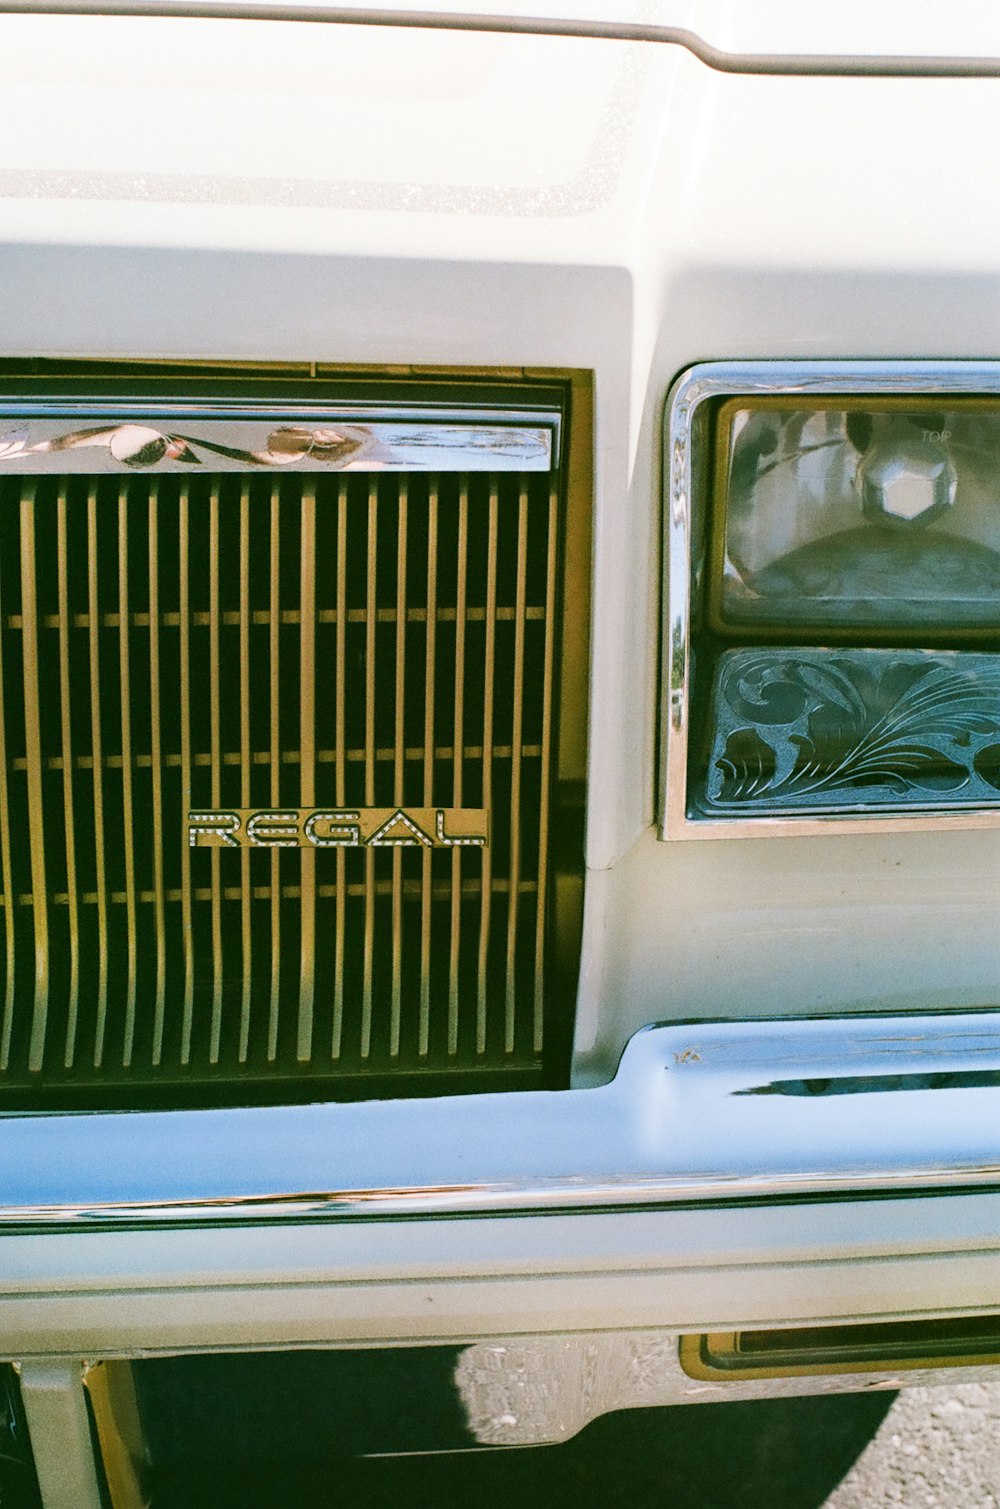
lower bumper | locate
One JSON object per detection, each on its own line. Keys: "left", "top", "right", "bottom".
{"left": 4, "top": 1011, "right": 1000, "bottom": 1225}
{"left": 3, "top": 1012, "right": 1000, "bottom": 1362}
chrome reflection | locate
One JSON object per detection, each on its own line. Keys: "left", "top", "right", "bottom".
{"left": 0, "top": 406, "right": 558, "bottom": 474}
{"left": 739, "top": 1072, "right": 1000, "bottom": 1097}
{"left": 3, "top": 1014, "right": 1000, "bottom": 1228}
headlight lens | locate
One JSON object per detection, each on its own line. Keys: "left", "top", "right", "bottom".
{"left": 716, "top": 400, "right": 1000, "bottom": 633}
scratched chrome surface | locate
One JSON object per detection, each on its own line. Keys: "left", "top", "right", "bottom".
{"left": 2, "top": 1013, "right": 1000, "bottom": 1226}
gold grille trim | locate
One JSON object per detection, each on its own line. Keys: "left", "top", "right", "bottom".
{"left": 0, "top": 382, "right": 585, "bottom": 1101}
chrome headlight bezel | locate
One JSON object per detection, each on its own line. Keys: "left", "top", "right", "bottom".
{"left": 661, "top": 360, "right": 1000, "bottom": 840}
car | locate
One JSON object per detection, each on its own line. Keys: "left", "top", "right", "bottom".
{"left": 4, "top": 1, "right": 1000, "bottom": 1502}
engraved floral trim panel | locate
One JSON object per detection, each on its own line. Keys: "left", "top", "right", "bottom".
{"left": 699, "top": 648, "right": 1000, "bottom": 815}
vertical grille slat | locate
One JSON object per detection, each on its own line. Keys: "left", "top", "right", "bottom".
{"left": 298, "top": 480, "right": 317, "bottom": 1064}
{"left": 20, "top": 482, "right": 50, "bottom": 1072}
{"left": 86, "top": 482, "right": 109, "bottom": 1069}
{"left": 208, "top": 480, "right": 224, "bottom": 1066}
{"left": 0, "top": 386, "right": 582, "bottom": 1104}
{"left": 477, "top": 478, "right": 498, "bottom": 1056}
{"left": 533, "top": 476, "right": 561, "bottom": 1054}
{"left": 390, "top": 479, "right": 408, "bottom": 1059}
{"left": 117, "top": 480, "right": 138, "bottom": 1069}
{"left": 448, "top": 479, "right": 469, "bottom": 1059}
{"left": 178, "top": 480, "right": 194, "bottom": 1066}
{"left": 56, "top": 483, "right": 80, "bottom": 1069}
{"left": 238, "top": 479, "right": 252, "bottom": 1065}
{"left": 418, "top": 478, "right": 439, "bottom": 1061}
{"left": 267, "top": 479, "right": 281, "bottom": 1065}
{"left": 361, "top": 478, "right": 378, "bottom": 1062}
{"left": 0, "top": 568, "right": 12, "bottom": 1072}
{"left": 505, "top": 480, "right": 529, "bottom": 1056}
{"left": 332, "top": 476, "right": 347, "bottom": 1062}
{"left": 148, "top": 481, "right": 167, "bottom": 1069}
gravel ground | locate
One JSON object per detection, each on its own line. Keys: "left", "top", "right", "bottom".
{"left": 826, "top": 1382, "right": 1000, "bottom": 1509}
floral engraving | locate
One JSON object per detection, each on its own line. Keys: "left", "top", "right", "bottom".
{"left": 702, "top": 649, "right": 1000, "bottom": 813}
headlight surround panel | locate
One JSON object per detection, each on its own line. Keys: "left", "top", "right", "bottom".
{"left": 662, "top": 362, "right": 1000, "bottom": 838}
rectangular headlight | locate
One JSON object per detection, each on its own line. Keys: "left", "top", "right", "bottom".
{"left": 714, "top": 398, "right": 1000, "bottom": 635}
{"left": 662, "top": 364, "right": 1000, "bottom": 838}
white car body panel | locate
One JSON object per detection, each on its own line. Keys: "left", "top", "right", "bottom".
{"left": 2, "top": 7, "right": 1000, "bottom": 1490}
{"left": 19, "top": 0, "right": 1000, "bottom": 64}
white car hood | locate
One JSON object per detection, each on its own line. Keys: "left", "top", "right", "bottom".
{"left": 35, "top": 0, "right": 1000, "bottom": 68}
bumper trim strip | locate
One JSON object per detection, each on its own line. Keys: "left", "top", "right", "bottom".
{"left": 4, "top": 1013, "right": 1000, "bottom": 1228}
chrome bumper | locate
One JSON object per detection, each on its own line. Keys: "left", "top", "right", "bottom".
{"left": 5, "top": 1011, "right": 1000, "bottom": 1227}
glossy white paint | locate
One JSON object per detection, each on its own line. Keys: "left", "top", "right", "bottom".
{"left": 18, "top": 1364, "right": 103, "bottom": 1509}
{"left": 2, "top": 9, "right": 1000, "bottom": 1066}
{"left": 5, "top": 1192, "right": 1000, "bottom": 1356}
{"left": 21, "top": 0, "right": 1000, "bottom": 65}
{"left": 576, "top": 830, "right": 1000, "bottom": 1083}
{"left": 2, "top": 16, "right": 1000, "bottom": 1421}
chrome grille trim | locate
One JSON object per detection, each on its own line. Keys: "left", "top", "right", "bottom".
{"left": 0, "top": 406, "right": 559, "bottom": 474}
{"left": 0, "top": 386, "right": 578, "bottom": 1101}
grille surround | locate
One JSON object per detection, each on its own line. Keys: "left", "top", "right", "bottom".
{"left": 0, "top": 375, "right": 588, "bottom": 1105}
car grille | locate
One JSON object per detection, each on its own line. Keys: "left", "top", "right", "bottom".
{"left": 0, "top": 380, "right": 584, "bottom": 1103}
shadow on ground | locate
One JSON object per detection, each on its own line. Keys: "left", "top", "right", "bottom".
{"left": 151, "top": 1392, "right": 899, "bottom": 1509}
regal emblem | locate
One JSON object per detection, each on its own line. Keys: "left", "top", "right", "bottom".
{"left": 188, "top": 807, "right": 489, "bottom": 849}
